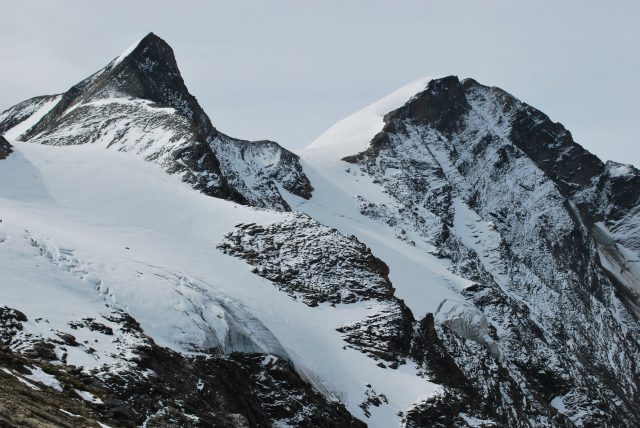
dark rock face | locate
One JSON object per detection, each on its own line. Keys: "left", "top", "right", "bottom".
{"left": 232, "top": 354, "right": 364, "bottom": 427}
{"left": 406, "top": 314, "right": 503, "bottom": 427}
{"left": 106, "top": 33, "right": 216, "bottom": 141}
{"left": 343, "top": 75, "right": 640, "bottom": 426}
{"left": 507, "top": 100, "right": 604, "bottom": 196}
{"left": 336, "top": 302, "right": 414, "bottom": 364}
{"left": 403, "top": 390, "right": 490, "bottom": 428}
{"left": 410, "top": 314, "right": 469, "bottom": 391}
{"left": 102, "top": 336, "right": 361, "bottom": 427}
{"left": 599, "top": 162, "right": 640, "bottom": 222}
{"left": 23, "top": 33, "right": 214, "bottom": 143}
{"left": 0, "top": 136, "right": 12, "bottom": 160}
{"left": 387, "top": 75, "right": 471, "bottom": 136}
{"left": 0, "top": 33, "right": 312, "bottom": 211}
{"left": 0, "top": 306, "right": 27, "bottom": 343}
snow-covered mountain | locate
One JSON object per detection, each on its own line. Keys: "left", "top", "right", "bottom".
{"left": 298, "top": 76, "right": 640, "bottom": 426}
{"left": 0, "top": 33, "right": 311, "bottom": 211}
{"left": 1, "top": 33, "right": 639, "bottom": 427}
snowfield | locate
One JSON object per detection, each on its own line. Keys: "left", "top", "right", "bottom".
{"left": 0, "top": 139, "right": 436, "bottom": 426}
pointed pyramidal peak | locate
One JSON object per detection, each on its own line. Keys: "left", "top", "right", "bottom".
{"left": 104, "top": 32, "right": 215, "bottom": 138}
{"left": 23, "top": 32, "right": 215, "bottom": 142}
{"left": 1, "top": 33, "right": 312, "bottom": 210}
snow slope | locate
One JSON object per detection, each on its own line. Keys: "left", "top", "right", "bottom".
{"left": 307, "top": 76, "right": 434, "bottom": 158}
{"left": 0, "top": 139, "right": 436, "bottom": 426}
{"left": 295, "top": 77, "right": 468, "bottom": 320}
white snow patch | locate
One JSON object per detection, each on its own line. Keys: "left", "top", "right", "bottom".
{"left": 459, "top": 412, "right": 497, "bottom": 426}
{"left": 74, "top": 389, "right": 104, "bottom": 404}
{"left": 62, "top": 98, "right": 175, "bottom": 118}
{"left": 608, "top": 163, "right": 634, "bottom": 178}
{"left": 24, "top": 366, "right": 63, "bottom": 392}
{"left": 550, "top": 395, "right": 567, "bottom": 414}
{"left": 58, "top": 408, "right": 82, "bottom": 418}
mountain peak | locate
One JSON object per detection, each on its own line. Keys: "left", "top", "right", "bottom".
{"left": 107, "top": 33, "right": 216, "bottom": 138}
{"left": 21, "top": 32, "right": 216, "bottom": 142}
{"left": 377, "top": 75, "right": 469, "bottom": 138}
{"left": 141, "top": 31, "right": 161, "bottom": 43}
{"left": 112, "top": 32, "right": 175, "bottom": 69}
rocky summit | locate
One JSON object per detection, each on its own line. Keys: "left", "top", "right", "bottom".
{"left": 1, "top": 33, "right": 639, "bottom": 427}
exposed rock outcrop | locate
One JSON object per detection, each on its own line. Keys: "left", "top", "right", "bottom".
{"left": 0, "top": 136, "right": 12, "bottom": 160}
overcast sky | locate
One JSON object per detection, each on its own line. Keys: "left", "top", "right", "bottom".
{"left": 1, "top": 1, "right": 639, "bottom": 165}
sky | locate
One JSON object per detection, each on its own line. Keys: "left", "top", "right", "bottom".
{"left": 1, "top": 1, "right": 639, "bottom": 165}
